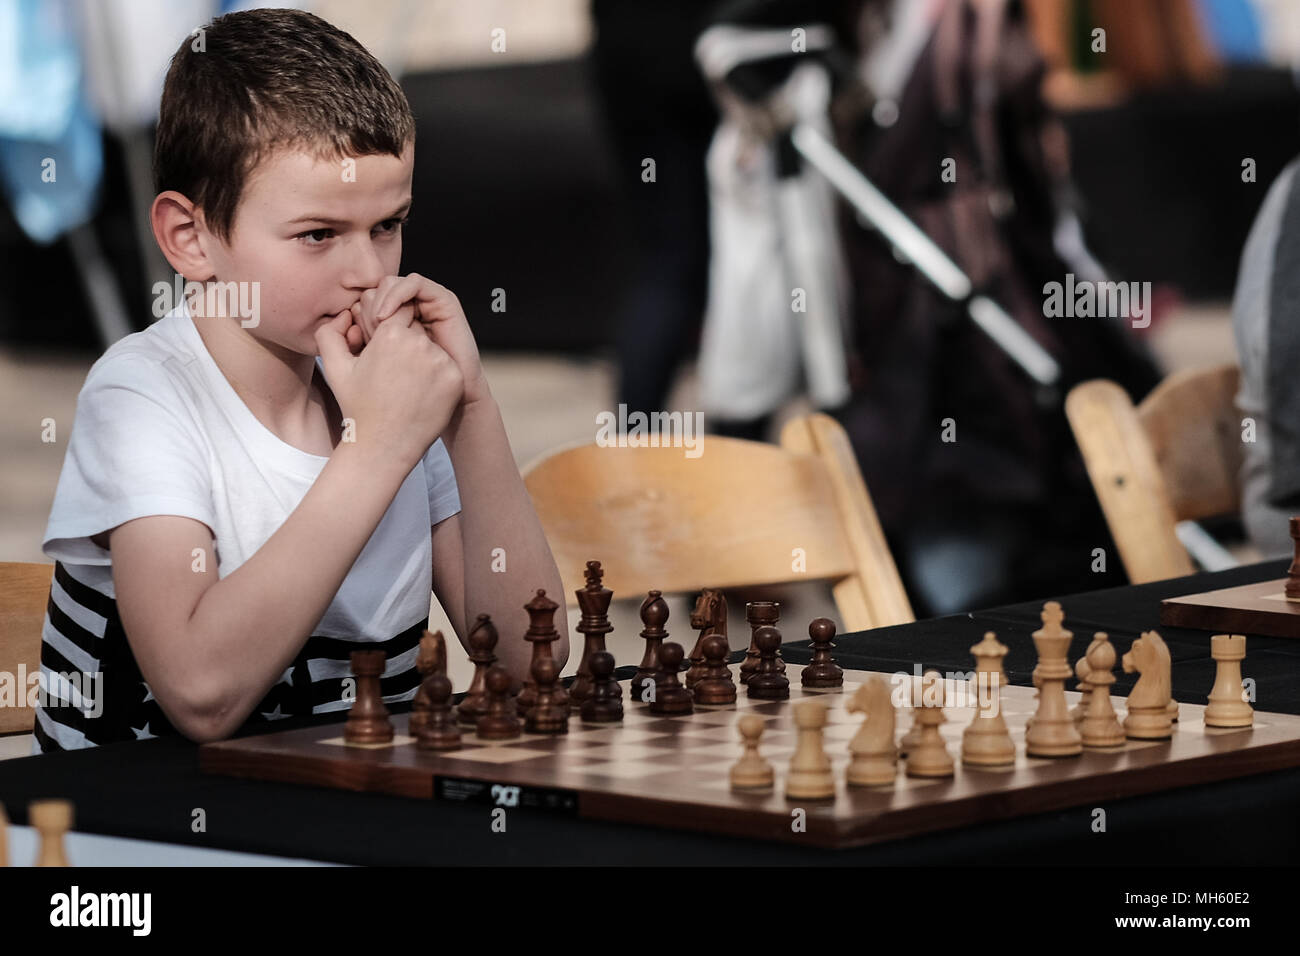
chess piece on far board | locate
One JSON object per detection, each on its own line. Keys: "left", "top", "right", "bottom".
{"left": 30, "top": 800, "right": 72, "bottom": 867}
{"left": 345, "top": 649, "right": 393, "bottom": 745}
{"left": 1287, "top": 516, "right": 1300, "bottom": 600}
{"left": 1205, "top": 633, "right": 1254, "bottom": 728}
{"left": 1122, "top": 630, "right": 1174, "bottom": 740}
{"left": 632, "top": 590, "right": 669, "bottom": 701}
{"left": 845, "top": 676, "right": 898, "bottom": 786}
{"left": 1079, "top": 634, "right": 1125, "bottom": 749}
{"left": 801, "top": 618, "right": 844, "bottom": 689}
{"left": 581, "top": 651, "right": 624, "bottom": 723}
{"left": 569, "top": 561, "right": 614, "bottom": 713}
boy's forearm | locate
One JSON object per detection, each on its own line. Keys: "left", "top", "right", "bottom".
{"left": 185, "top": 442, "right": 413, "bottom": 735}
{"left": 442, "top": 394, "right": 569, "bottom": 679}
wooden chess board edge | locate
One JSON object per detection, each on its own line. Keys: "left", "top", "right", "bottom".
{"left": 198, "top": 729, "right": 1300, "bottom": 851}
{"left": 1160, "top": 580, "right": 1300, "bottom": 639}
{"left": 836, "top": 736, "right": 1300, "bottom": 848}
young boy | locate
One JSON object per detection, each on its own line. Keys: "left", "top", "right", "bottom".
{"left": 33, "top": 8, "right": 567, "bottom": 752}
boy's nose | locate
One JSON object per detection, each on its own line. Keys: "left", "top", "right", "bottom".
{"left": 340, "top": 238, "right": 388, "bottom": 290}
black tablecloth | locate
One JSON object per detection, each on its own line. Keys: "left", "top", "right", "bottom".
{"left": 3, "top": 561, "right": 1299, "bottom": 865}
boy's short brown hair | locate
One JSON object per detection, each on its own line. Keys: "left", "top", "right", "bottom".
{"left": 153, "top": 8, "right": 415, "bottom": 244}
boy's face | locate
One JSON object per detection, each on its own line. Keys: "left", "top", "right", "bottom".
{"left": 200, "top": 142, "right": 414, "bottom": 356}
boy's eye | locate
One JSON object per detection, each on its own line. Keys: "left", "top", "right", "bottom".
{"left": 374, "top": 216, "right": 409, "bottom": 236}
{"left": 297, "top": 228, "right": 333, "bottom": 245}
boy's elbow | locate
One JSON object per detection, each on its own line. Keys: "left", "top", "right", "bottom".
{"left": 165, "top": 682, "right": 247, "bottom": 744}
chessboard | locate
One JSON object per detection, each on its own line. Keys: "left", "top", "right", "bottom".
{"left": 1159, "top": 579, "right": 1300, "bottom": 639}
{"left": 198, "top": 663, "right": 1300, "bottom": 850}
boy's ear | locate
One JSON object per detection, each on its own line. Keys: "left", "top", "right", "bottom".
{"left": 151, "top": 190, "right": 216, "bottom": 281}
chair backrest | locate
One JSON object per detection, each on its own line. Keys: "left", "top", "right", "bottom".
{"left": 521, "top": 413, "right": 913, "bottom": 632}
{"left": 0, "top": 562, "right": 53, "bottom": 734}
{"left": 1065, "top": 364, "right": 1241, "bottom": 584}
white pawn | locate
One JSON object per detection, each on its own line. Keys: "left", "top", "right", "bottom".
{"left": 785, "top": 700, "right": 835, "bottom": 799}
{"left": 730, "top": 715, "right": 774, "bottom": 790}
{"left": 906, "top": 671, "right": 954, "bottom": 778}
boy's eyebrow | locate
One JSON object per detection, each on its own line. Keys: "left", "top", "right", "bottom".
{"left": 285, "top": 199, "right": 413, "bottom": 227}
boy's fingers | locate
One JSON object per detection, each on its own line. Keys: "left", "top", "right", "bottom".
{"left": 315, "top": 311, "right": 355, "bottom": 375}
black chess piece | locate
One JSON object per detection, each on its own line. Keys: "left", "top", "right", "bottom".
{"left": 570, "top": 561, "right": 614, "bottom": 713}
{"left": 631, "top": 590, "right": 668, "bottom": 701}
{"left": 648, "top": 642, "right": 694, "bottom": 715}
{"left": 525, "top": 657, "right": 569, "bottom": 734}
{"left": 581, "top": 651, "right": 624, "bottom": 723}
{"left": 456, "top": 614, "right": 497, "bottom": 726}
{"left": 740, "top": 601, "right": 783, "bottom": 684}
{"left": 415, "top": 673, "right": 463, "bottom": 750}
{"left": 693, "top": 633, "right": 737, "bottom": 705}
{"left": 517, "top": 590, "right": 568, "bottom": 716}
{"left": 477, "top": 666, "right": 522, "bottom": 739}
{"left": 747, "top": 626, "right": 790, "bottom": 700}
{"left": 801, "top": 618, "right": 844, "bottom": 689}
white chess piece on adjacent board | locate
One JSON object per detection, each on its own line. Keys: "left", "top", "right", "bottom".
{"left": 1204, "top": 634, "right": 1253, "bottom": 728}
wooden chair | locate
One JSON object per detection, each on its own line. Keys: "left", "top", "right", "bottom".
{"left": 0, "top": 562, "right": 53, "bottom": 735}
{"left": 521, "top": 412, "right": 914, "bottom": 633}
{"left": 1065, "top": 364, "right": 1243, "bottom": 585}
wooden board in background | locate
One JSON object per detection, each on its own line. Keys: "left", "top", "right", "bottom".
{"left": 1160, "top": 578, "right": 1300, "bottom": 639}
{"left": 198, "top": 665, "right": 1300, "bottom": 850}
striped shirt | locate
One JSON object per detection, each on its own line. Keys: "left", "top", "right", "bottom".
{"left": 34, "top": 305, "right": 460, "bottom": 752}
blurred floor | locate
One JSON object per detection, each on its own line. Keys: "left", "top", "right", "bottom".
{"left": 0, "top": 302, "right": 1246, "bottom": 690}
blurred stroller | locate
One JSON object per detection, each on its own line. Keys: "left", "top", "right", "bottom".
{"left": 694, "top": 0, "right": 1162, "bottom": 615}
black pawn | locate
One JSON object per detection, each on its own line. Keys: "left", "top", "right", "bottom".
{"left": 525, "top": 657, "right": 568, "bottom": 735}
{"left": 631, "top": 590, "right": 669, "bottom": 701}
{"left": 476, "top": 666, "right": 522, "bottom": 739}
{"left": 649, "top": 642, "right": 694, "bottom": 715}
{"left": 457, "top": 614, "right": 498, "bottom": 726}
{"left": 801, "top": 618, "right": 844, "bottom": 688}
{"left": 415, "top": 673, "right": 463, "bottom": 750}
{"left": 581, "top": 651, "right": 624, "bottom": 723}
{"left": 747, "top": 626, "right": 790, "bottom": 700}
{"left": 693, "top": 633, "right": 737, "bottom": 705}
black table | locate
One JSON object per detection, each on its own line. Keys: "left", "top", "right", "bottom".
{"left": 4, "top": 561, "right": 1300, "bottom": 865}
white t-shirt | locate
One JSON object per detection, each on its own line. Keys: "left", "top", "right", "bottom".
{"left": 33, "top": 304, "right": 460, "bottom": 752}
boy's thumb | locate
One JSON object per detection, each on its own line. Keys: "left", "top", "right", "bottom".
{"left": 315, "top": 311, "right": 354, "bottom": 380}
